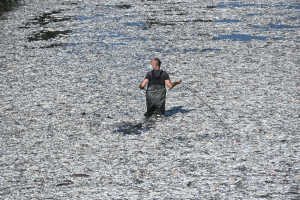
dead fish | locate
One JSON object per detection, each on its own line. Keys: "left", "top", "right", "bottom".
{"left": 133, "top": 123, "right": 142, "bottom": 129}
{"left": 56, "top": 180, "right": 73, "bottom": 187}
{"left": 71, "top": 173, "right": 90, "bottom": 178}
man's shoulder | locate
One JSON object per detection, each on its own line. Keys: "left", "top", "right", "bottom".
{"left": 145, "top": 71, "right": 152, "bottom": 79}
{"left": 161, "top": 70, "right": 170, "bottom": 80}
{"left": 146, "top": 70, "right": 168, "bottom": 76}
{"left": 162, "top": 70, "right": 168, "bottom": 75}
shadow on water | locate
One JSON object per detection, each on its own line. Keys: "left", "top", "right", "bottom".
{"left": 114, "top": 106, "right": 194, "bottom": 135}
{"left": 114, "top": 114, "right": 169, "bottom": 135}
{"left": 28, "top": 30, "right": 71, "bottom": 42}
{"left": 0, "top": 0, "right": 18, "bottom": 16}
{"left": 165, "top": 106, "right": 195, "bottom": 117}
{"left": 114, "top": 121, "right": 154, "bottom": 135}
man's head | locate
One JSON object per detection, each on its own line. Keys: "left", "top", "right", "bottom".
{"left": 151, "top": 58, "right": 161, "bottom": 69}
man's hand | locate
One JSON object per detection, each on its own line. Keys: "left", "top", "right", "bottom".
{"left": 165, "top": 79, "right": 183, "bottom": 89}
{"left": 172, "top": 79, "right": 182, "bottom": 88}
{"left": 176, "top": 79, "right": 182, "bottom": 84}
{"left": 139, "top": 79, "right": 149, "bottom": 90}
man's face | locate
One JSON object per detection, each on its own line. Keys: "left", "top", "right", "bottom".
{"left": 150, "top": 60, "right": 155, "bottom": 67}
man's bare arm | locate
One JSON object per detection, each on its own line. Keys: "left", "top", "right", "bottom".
{"left": 165, "top": 79, "right": 182, "bottom": 89}
{"left": 139, "top": 79, "right": 149, "bottom": 89}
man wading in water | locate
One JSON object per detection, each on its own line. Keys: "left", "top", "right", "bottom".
{"left": 139, "top": 58, "right": 182, "bottom": 117}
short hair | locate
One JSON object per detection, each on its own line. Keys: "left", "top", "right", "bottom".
{"left": 152, "top": 58, "right": 161, "bottom": 67}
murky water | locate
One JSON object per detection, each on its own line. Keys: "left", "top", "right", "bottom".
{"left": 0, "top": 0, "right": 17, "bottom": 16}
{"left": 0, "top": 0, "right": 299, "bottom": 199}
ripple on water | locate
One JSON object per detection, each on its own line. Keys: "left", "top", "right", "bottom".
{"left": 215, "top": 19, "right": 243, "bottom": 23}
{"left": 214, "top": 2, "right": 267, "bottom": 8}
{"left": 286, "top": 3, "right": 300, "bottom": 9}
{"left": 126, "top": 18, "right": 213, "bottom": 30}
{"left": 252, "top": 23, "right": 300, "bottom": 30}
{"left": 214, "top": 1, "right": 300, "bottom": 10}
{"left": 171, "top": 136, "right": 189, "bottom": 142}
{"left": 76, "top": 14, "right": 104, "bottom": 22}
{"left": 273, "top": 3, "right": 300, "bottom": 9}
{"left": 40, "top": 43, "right": 68, "bottom": 49}
{"left": 214, "top": 34, "right": 268, "bottom": 41}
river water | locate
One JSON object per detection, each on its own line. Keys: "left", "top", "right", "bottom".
{"left": 0, "top": 0, "right": 299, "bottom": 199}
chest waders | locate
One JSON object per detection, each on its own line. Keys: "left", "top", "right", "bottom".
{"left": 145, "top": 70, "right": 166, "bottom": 117}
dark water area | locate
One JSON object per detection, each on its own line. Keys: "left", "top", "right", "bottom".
{"left": 0, "top": 0, "right": 299, "bottom": 199}
{"left": 27, "top": 30, "right": 71, "bottom": 42}
{"left": 0, "top": 0, "right": 17, "bottom": 16}
{"left": 24, "top": 10, "right": 73, "bottom": 27}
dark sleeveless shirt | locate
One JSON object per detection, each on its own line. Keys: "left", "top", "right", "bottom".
{"left": 145, "top": 70, "right": 170, "bottom": 86}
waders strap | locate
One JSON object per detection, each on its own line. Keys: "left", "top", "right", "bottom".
{"left": 147, "top": 70, "right": 164, "bottom": 90}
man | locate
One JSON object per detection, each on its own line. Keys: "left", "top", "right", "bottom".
{"left": 139, "top": 58, "right": 182, "bottom": 117}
